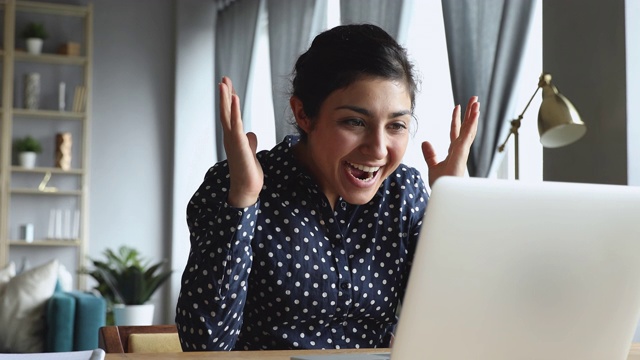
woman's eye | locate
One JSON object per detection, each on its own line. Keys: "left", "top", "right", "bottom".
{"left": 343, "top": 118, "right": 365, "bottom": 127}
{"left": 389, "top": 122, "right": 407, "bottom": 131}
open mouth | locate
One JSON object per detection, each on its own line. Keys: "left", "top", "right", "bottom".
{"left": 346, "top": 161, "right": 381, "bottom": 182}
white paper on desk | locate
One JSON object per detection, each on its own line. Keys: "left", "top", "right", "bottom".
{"left": 0, "top": 349, "right": 105, "bottom": 360}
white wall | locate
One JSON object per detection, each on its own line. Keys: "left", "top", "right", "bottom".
{"left": 171, "top": 0, "right": 217, "bottom": 325}
{"left": 91, "top": 0, "right": 175, "bottom": 323}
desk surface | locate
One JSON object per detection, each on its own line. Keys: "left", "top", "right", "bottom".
{"left": 105, "top": 348, "right": 387, "bottom": 359}
{"left": 105, "top": 344, "right": 640, "bottom": 360}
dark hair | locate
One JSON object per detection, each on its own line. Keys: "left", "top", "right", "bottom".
{"left": 291, "top": 24, "right": 418, "bottom": 141}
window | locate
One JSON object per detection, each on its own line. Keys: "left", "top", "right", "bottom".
{"left": 244, "top": 0, "right": 543, "bottom": 180}
{"left": 245, "top": 4, "right": 276, "bottom": 152}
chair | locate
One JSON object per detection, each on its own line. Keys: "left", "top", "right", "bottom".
{"left": 98, "top": 325, "right": 181, "bottom": 353}
{"left": 45, "top": 289, "right": 107, "bottom": 352}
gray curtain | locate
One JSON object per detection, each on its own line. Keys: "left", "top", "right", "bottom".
{"left": 340, "top": 0, "right": 411, "bottom": 43}
{"left": 441, "top": 0, "right": 536, "bottom": 177}
{"left": 214, "top": 0, "right": 262, "bottom": 160}
{"left": 267, "top": 0, "right": 327, "bottom": 142}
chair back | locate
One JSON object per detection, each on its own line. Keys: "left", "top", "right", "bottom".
{"left": 98, "top": 325, "right": 181, "bottom": 353}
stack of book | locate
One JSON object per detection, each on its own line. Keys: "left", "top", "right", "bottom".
{"left": 72, "top": 85, "right": 87, "bottom": 112}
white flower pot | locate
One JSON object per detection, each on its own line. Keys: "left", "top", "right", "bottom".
{"left": 113, "top": 303, "right": 155, "bottom": 326}
{"left": 26, "top": 38, "right": 43, "bottom": 54}
{"left": 19, "top": 152, "right": 37, "bottom": 169}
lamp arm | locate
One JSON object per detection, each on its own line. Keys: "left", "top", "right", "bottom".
{"left": 497, "top": 85, "right": 542, "bottom": 153}
{"left": 498, "top": 117, "right": 521, "bottom": 152}
{"left": 518, "top": 84, "right": 542, "bottom": 120}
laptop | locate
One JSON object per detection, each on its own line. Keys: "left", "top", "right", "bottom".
{"left": 293, "top": 177, "right": 640, "bottom": 360}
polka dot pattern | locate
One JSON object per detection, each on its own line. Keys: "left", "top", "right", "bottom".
{"left": 176, "top": 135, "right": 428, "bottom": 351}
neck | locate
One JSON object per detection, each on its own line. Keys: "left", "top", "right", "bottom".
{"left": 292, "top": 142, "right": 338, "bottom": 209}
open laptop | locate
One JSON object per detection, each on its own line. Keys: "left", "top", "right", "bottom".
{"left": 293, "top": 177, "right": 640, "bottom": 360}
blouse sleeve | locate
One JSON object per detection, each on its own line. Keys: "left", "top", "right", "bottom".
{"left": 398, "top": 167, "right": 430, "bottom": 302}
{"left": 175, "top": 162, "right": 260, "bottom": 351}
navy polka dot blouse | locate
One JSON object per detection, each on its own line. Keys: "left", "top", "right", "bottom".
{"left": 176, "top": 135, "right": 429, "bottom": 351}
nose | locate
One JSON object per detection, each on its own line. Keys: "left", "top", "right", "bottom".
{"left": 362, "top": 127, "right": 387, "bottom": 159}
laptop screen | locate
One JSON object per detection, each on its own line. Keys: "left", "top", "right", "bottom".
{"left": 392, "top": 177, "right": 640, "bottom": 360}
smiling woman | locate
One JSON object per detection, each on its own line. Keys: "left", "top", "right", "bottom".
{"left": 175, "top": 23, "right": 479, "bottom": 352}
{"left": 290, "top": 77, "right": 412, "bottom": 207}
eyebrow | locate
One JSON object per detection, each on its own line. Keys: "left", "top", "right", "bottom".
{"left": 335, "top": 105, "right": 411, "bottom": 119}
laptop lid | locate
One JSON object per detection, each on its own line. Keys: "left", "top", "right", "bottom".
{"left": 391, "top": 177, "right": 640, "bottom": 360}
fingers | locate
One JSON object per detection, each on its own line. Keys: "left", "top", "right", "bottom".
{"left": 219, "top": 77, "right": 244, "bottom": 135}
{"left": 451, "top": 97, "right": 480, "bottom": 145}
{"left": 222, "top": 76, "right": 235, "bottom": 95}
{"left": 450, "top": 96, "right": 478, "bottom": 143}
{"left": 459, "top": 99, "right": 480, "bottom": 144}
{"left": 446, "top": 97, "right": 479, "bottom": 169}
{"left": 246, "top": 132, "right": 258, "bottom": 153}
{"left": 219, "top": 81, "right": 231, "bottom": 131}
{"left": 463, "top": 96, "right": 478, "bottom": 123}
{"left": 421, "top": 141, "right": 438, "bottom": 169}
{"left": 450, "top": 105, "right": 461, "bottom": 143}
{"left": 230, "top": 93, "right": 243, "bottom": 134}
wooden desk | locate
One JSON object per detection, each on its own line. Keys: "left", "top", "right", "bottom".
{"left": 105, "top": 344, "right": 640, "bottom": 359}
{"left": 104, "top": 348, "right": 388, "bottom": 359}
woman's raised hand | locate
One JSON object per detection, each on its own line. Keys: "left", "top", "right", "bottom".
{"left": 219, "top": 76, "right": 264, "bottom": 208}
{"left": 421, "top": 96, "right": 480, "bottom": 188}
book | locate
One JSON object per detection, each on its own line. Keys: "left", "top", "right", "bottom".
{"left": 72, "top": 85, "right": 87, "bottom": 112}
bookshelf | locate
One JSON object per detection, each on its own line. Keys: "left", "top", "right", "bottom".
{"left": 0, "top": 0, "right": 92, "bottom": 289}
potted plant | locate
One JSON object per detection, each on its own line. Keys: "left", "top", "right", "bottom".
{"left": 81, "top": 246, "right": 173, "bottom": 325}
{"left": 14, "top": 135, "right": 42, "bottom": 169}
{"left": 22, "top": 22, "right": 48, "bottom": 54}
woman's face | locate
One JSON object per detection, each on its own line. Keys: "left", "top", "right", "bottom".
{"left": 294, "top": 77, "right": 412, "bottom": 207}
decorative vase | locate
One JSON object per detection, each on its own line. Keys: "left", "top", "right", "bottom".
{"left": 19, "top": 152, "right": 37, "bottom": 169}
{"left": 26, "top": 38, "right": 43, "bottom": 54}
{"left": 55, "top": 132, "right": 72, "bottom": 170}
{"left": 112, "top": 304, "right": 155, "bottom": 326}
{"left": 24, "top": 73, "right": 40, "bottom": 110}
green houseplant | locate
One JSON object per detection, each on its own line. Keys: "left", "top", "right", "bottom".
{"left": 82, "top": 246, "right": 172, "bottom": 325}
{"left": 14, "top": 136, "right": 42, "bottom": 168}
{"left": 22, "top": 22, "right": 49, "bottom": 40}
{"left": 22, "top": 22, "right": 48, "bottom": 54}
{"left": 15, "top": 135, "right": 42, "bottom": 153}
{"left": 83, "top": 246, "right": 172, "bottom": 305}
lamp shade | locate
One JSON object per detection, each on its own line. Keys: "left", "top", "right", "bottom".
{"left": 537, "top": 81, "right": 586, "bottom": 148}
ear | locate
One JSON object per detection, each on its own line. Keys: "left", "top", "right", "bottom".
{"left": 290, "top": 96, "right": 312, "bottom": 133}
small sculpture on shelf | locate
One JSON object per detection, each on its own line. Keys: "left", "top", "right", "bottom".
{"left": 21, "top": 22, "right": 48, "bottom": 55}
{"left": 55, "top": 132, "right": 72, "bottom": 170}
{"left": 24, "top": 73, "right": 40, "bottom": 110}
{"left": 38, "top": 172, "right": 58, "bottom": 193}
{"left": 14, "top": 135, "right": 42, "bottom": 169}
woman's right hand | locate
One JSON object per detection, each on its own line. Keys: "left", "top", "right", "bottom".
{"left": 219, "top": 76, "right": 264, "bottom": 208}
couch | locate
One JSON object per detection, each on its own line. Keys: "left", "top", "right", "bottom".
{"left": 45, "top": 285, "right": 107, "bottom": 352}
{"left": 1, "top": 259, "right": 107, "bottom": 353}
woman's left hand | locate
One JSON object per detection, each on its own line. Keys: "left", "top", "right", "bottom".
{"left": 422, "top": 96, "right": 480, "bottom": 188}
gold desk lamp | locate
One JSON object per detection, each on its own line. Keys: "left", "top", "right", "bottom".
{"left": 498, "top": 73, "right": 586, "bottom": 179}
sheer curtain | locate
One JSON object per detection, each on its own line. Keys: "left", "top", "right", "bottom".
{"left": 268, "top": 0, "right": 327, "bottom": 142}
{"left": 441, "top": 0, "right": 536, "bottom": 177}
{"left": 339, "top": 0, "right": 411, "bottom": 44}
{"left": 214, "top": 0, "right": 262, "bottom": 160}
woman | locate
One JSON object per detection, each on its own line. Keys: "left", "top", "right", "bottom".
{"left": 176, "top": 24, "right": 479, "bottom": 351}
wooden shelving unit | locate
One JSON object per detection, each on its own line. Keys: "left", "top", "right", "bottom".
{"left": 0, "top": 0, "right": 92, "bottom": 289}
